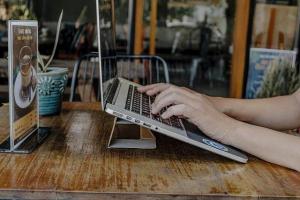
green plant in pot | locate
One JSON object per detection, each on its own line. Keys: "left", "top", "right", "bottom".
{"left": 37, "top": 11, "right": 68, "bottom": 116}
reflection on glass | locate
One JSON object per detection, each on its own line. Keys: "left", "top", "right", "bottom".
{"left": 114, "top": 0, "right": 236, "bottom": 97}
{"left": 251, "top": 2, "right": 298, "bottom": 50}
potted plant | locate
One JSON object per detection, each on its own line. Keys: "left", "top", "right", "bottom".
{"left": 37, "top": 11, "right": 68, "bottom": 116}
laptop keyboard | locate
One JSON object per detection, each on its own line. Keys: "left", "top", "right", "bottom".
{"left": 125, "top": 85, "right": 184, "bottom": 130}
{"left": 106, "top": 79, "right": 120, "bottom": 104}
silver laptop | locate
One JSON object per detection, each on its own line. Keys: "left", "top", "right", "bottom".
{"left": 96, "top": 0, "right": 248, "bottom": 163}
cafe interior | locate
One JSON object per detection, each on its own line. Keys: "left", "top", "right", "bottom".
{"left": 0, "top": 0, "right": 300, "bottom": 199}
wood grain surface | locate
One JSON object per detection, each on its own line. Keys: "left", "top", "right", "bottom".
{"left": 0, "top": 102, "right": 299, "bottom": 200}
{"left": 0, "top": 105, "right": 9, "bottom": 143}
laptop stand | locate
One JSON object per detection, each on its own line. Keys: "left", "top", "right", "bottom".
{"left": 108, "top": 117, "right": 156, "bottom": 149}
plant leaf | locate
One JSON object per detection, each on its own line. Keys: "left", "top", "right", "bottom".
{"left": 44, "top": 10, "right": 64, "bottom": 71}
{"left": 37, "top": 50, "right": 45, "bottom": 72}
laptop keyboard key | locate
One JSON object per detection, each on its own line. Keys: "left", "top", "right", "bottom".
{"left": 125, "top": 85, "right": 133, "bottom": 110}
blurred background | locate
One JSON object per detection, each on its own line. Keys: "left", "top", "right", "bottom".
{"left": 0, "top": 0, "right": 299, "bottom": 102}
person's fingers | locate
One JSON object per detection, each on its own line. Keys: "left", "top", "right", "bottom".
{"left": 138, "top": 83, "right": 171, "bottom": 96}
{"left": 145, "top": 84, "right": 172, "bottom": 96}
{"left": 154, "top": 86, "right": 180, "bottom": 105}
{"left": 152, "top": 92, "right": 190, "bottom": 114}
{"left": 161, "top": 104, "right": 189, "bottom": 119}
{"left": 154, "top": 86, "right": 197, "bottom": 106}
{"left": 137, "top": 84, "right": 160, "bottom": 93}
{"left": 151, "top": 93, "right": 176, "bottom": 114}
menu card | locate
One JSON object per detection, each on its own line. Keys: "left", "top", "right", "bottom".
{"left": 8, "top": 21, "right": 38, "bottom": 149}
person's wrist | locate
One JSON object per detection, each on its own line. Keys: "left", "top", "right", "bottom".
{"left": 205, "top": 96, "right": 228, "bottom": 114}
{"left": 217, "top": 114, "right": 238, "bottom": 145}
{"left": 196, "top": 111, "right": 237, "bottom": 145}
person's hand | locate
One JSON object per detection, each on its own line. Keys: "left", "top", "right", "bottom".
{"left": 138, "top": 83, "right": 236, "bottom": 144}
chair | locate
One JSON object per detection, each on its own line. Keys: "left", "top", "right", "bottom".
{"left": 69, "top": 53, "right": 100, "bottom": 102}
{"left": 69, "top": 52, "right": 170, "bottom": 102}
{"left": 116, "top": 55, "right": 169, "bottom": 84}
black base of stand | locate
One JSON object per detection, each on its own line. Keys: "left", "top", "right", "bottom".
{"left": 0, "top": 127, "right": 51, "bottom": 153}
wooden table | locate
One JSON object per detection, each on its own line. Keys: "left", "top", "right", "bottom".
{"left": 0, "top": 102, "right": 300, "bottom": 200}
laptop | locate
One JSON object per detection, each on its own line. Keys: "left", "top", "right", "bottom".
{"left": 96, "top": 0, "right": 248, "bottom": 163}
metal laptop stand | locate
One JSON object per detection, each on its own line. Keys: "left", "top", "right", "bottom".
{"left": 108, "top": 118, "right": 156, "bottom": 149}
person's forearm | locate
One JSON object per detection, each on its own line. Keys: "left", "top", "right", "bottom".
{"left": 224, "top": 118, "right": 300, "bottom": 172}
{"left": 207, "top": 95, "right": 300, "bottom": 130}
{"left": 196, "top": 111, "right": 300, "bottom": 172}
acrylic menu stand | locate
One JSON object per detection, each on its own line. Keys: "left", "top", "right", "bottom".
{"left": 0, "top": 20, "right": 51, "bottom": 154}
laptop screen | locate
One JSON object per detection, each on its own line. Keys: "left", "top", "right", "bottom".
{"left": 96, "top": 0, "right": 118, "bottom": 109}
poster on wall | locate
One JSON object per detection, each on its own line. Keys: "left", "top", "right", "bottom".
{"left": 8, "top": 21, "right": 38, "bottom": 150}
{"left": 245, "top": 48, "right": 297, "bottom": 99}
